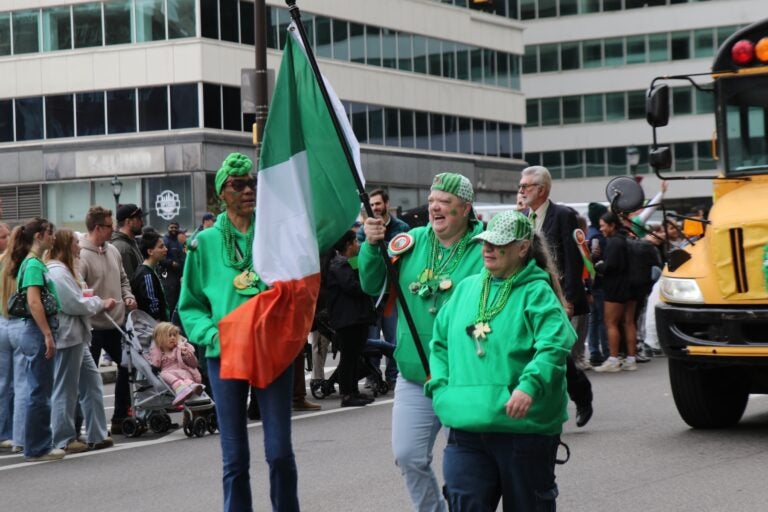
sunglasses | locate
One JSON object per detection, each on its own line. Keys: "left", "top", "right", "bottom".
{"left": 225, "top": 177, "right": 256, "bottom": 192}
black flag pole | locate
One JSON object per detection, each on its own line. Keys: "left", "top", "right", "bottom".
{"left": 284, "top": 0, "right": 430, "bottom": 377}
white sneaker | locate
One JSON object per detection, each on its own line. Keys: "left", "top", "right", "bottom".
{"left": 0, "top": 439, "right": 13, "bottom": 450}
{"left": 622, "top": 359, "right": 638, "bottom": 371}
{"left": 25, "top": 448, "right": 66, "bottom": 462}
{"left": 594, "top": 358, "right": 622, "bottom": 373}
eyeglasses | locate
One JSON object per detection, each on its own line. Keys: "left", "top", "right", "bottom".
{"left": 97, "top": 223, "right": 114, "bottom": 230}
{"left": 225, "top": 177, "right": 256, "bottom": 192}
{"left": 517, "top": 183, "right": 542, "bottom": 192}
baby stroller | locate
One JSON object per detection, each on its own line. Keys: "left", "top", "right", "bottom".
{"left": 310, "top": 338, "right": 395, "bottom": 399}
{"left": 112, "top": 310, "right": 217, "bottom": 438}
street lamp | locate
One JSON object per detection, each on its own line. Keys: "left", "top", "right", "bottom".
{"left": 111, "top": 175, "right": 123, "bottom": 209}
{"left": 627, "top": 146, "right": 640, "bottom": 176}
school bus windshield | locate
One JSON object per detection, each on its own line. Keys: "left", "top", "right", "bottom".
{"left": 721, "top": 73, "right": 768, "bottom": 176}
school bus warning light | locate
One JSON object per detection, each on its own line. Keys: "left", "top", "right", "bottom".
{"left": 731, "top": 39, "right": 755, "bottom": 66}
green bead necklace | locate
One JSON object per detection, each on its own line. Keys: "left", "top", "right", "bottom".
{"left": 409, "top": 228, "right": 472, "bottom": 313}
{"left": 221, "top": 215, "right": 255, "bottom": 272}
{"left": 469, "top": 269, "right": 520, "bottom": 357}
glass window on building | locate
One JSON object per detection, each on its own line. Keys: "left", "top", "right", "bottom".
{"left": 0, "top": 13, "right": 10, "bottom": 56}
{"left": 13, "top": 10, "right": 41, "bottom": 55}
{"left": 445, "top": 115, "right": 458, "bottom": 153}
{"left": 697, "top": 140, "right": 717, "bottom": 170}
{"left": 275, "top": 7, "right": 291, "bottom": 49}
{"left": 526, "top": 99, "right": 539, "bottom": 127}
{"left": 332, "top": 19, "right": 349, "bottom": 61}
{"left": 695, "top": 88, "right": 714, "bottom": 114}
{"left": 582, "top": 40, "right": 602, "bottom": 68}
{"left": 472, "top": 120, "right": 485, "bottom": 156}
{"left": 673, "top": 87, "right": 693, "bottom": 115}
{"left": 0, "top": 100, "right": 13, "bottom": 142}
{"left": 384, "top": 108, "right": 399, "bottom": 146}
{"left": 483, "top": 49, "right": 497, "bottom": 86}
{"left": 442, "top": 41, "right": 457, "bottom": 80}
{"left": 43, "top": 7, "right": 72, "bottom": 52}
{"left": 366, "top": 26, "right": 382, "bottom": 67}
{"left": 674, "top": 142, "right": 695, "bottom": 171}
{"left": 560, "top": 42, "right": 580, "bottom": 71}
{"left": 107, "top": 88, "right": 137, "bottom": 134}
{"left": 349, "top": 22, "right": 364, "bottom": 64}
{"left": 542, "top": 151, "right": 562, "bottom": 179}
{"left": 470, "top": 48, "right": 483, "bottom": 82}
{"left": 626, "top": 35, "right": 646, "bottom": 64}
{"left": 539, "top": 43, "right": 559, "bottom": 72}
{"left": 76, "top": 92, "right": 105, "bottom": 136}
{"left": 200, "top": 0, "right": 218, "bottom": 39}
{"left": 540, "top": 97, "right": 560, "bottom": 126}
{"left": 430, "top": 114, "right": 445, "bottom": 152}
{"left": 203, "top": 83, "right": 221, "bottom": 129}
{"left": 382, "top": 29, "right": 397, "bottom": 69}
{"left": 605, "top": 92, "right": 625, "bottom": 121}
{"left": 539, "top": 0, "right": 557, "bottom": 18}
{"left": 523, "top": 46, "right": 538, "bottom": 74}
{"left": 627, "top": 90, "right": 645, "bottom": 119}
{"left": 579, "top": 0, "right": 600, "bottom": 13}
{"left": 520, "top": 0, "right": 536, "bottom": 20}
{"left": 46, "top": 181, "right": 93, "bottom": 230}
{"left": 562, "top": 96, "right": 582, "bottom": 124}
{"left": 170, "top": 84, "right": 198, "bottom": 129}
{"left": 400, "top": 109, "right": 415, "bottom": 148}
{"left": 604, "top": 38, "right": 624, "bottom": 66}
{"left": 607, "top": 146, "right": 626, "bottom": 175}
{"left": 45, "top": 94, "right": 74, "bottom": 139}
{"left": 138, "top": 86, "right": 169, "bottom": 131}
{"left": 563, "top": 150, "right": 583, "bottom": 179}
{"left": 135, "top": 0, "right": 165, "bottom": 42}
{"left": 671, "top": 31, "right": 690, "bottom": 60}
{"left": 485, "top": 121, "right": 499, "bottom": 157}
{"left": 105, "top": 0, "right": 133, "bottom": 45}
{"left": 512, "top": 125, "right": 523, "bottom": 160}
{"left": 717, "top": 26, "right": 738, "bottom": 48}
{"left": 218, "top": 0, "right": 238, "bottom": 42}
{"left": 168, "top": 0, "right": 196, "bottom": 39}
{"left": 415, "top": 111, "right": 429, "bottom": 150}
{"left": 72, "top": 3, "right": 102, "bottom": 49}
{"left": 144, "top": 175, "right": 193, "bottom": 230}
{"left": 560, "top": 0, "right": 578, "bottom": 16}
{"left": 603, "top": 0, "right": 622, "bottom": 11}
{"left": 427, "top": 38, "right": 442, "bottom": 77}
{"left": 693, "top": 28, "right": 714, "bottom": 59}
{"left": 368, "top": 106, "right": 384, "bottom": 145}
{"left": 222, "top": 86, "right": 241, "bottom": 131}
{"left": 585, "top": 147, "right": 605, "bottom": 177}
{"left": 350, "top": 103, "right": 367, "bottom": 143}
{"left": 583, "top": 93, "right": 604, "bottom": 123}
{"left": 458, "top": 116, "right": 471, "bottom": 154}
{"left": 15, "top": 97, "right": 44, "bottom": 141}
{"left": 525, "top": 152, "right": 541, "bottom": 167}
{"left": 498, "top": 122, "right": 510, "bottom": 158}
{"left": 511, "top": 55, "right": 521, "bottom": 90}
{"left": 648, "top": 32, "right": 668, "bottom": 62}
{"left": 397, "top": 31, "right": 412, "bottom": 71}
{"left": 413, "top": 35, "right": 427, "bottom": 74}
{"left": 315, "top": 17, "right": 331, "bottom": 59}
{"left": 456, "top": 43, "right": 470, "bottom": 80}
{"left": 240, "top": 0, "right": 254, "bottom": 45}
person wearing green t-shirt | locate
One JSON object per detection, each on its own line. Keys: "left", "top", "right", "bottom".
{"left": 8, "top": 218, "right": 63, "bottom": 462}
{"left": 358, "top": 172, "right": 483, "bottom": 512}
{"left": 427, "top": 210, "right": 575, "bottom": 511}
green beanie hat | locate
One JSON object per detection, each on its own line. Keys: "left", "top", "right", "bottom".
{"left": 215, "top": 152, "right": 254, "bottom": 195}
{"left": 430, "top": 172, "right": 474, "bottom": 202}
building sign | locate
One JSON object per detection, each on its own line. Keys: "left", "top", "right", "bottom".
{"left": 76, "top": 146, "right": 165, "bottom": 177}
{"left": 155, "top": 189, "right": 181, "bottom": 220}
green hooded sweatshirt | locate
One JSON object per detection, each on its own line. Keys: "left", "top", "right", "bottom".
{"left": 358, "top": 221, "right": 484, "bottom": 383}
{"left": 178, "top": 213, "right": 265, "bottom": 359}
{"left": 425, "top": 259, "right": 576, "bottom": 435}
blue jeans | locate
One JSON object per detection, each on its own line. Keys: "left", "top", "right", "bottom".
{"left": 443, "top": 429, "right": 559, "bottom": 512}
{"left": 207, "top": 358, "right": 299, "bottom": 512}
{"left": 587, "top": 289, "right": 609, "bottom": 361}
{"left": 7, "top": 318, "right": 26, "bottom": 449}
{"left": 368, "top": 308, "right": 398, "bottom": 381}
{"left": 392, "top": 376, "right": 446, "bottom": 512}
{"left": 0, "top": 316, "right": 13, "bottom": 441}
{"left": 20, "top": 317, "right": 58, "bottom": 458}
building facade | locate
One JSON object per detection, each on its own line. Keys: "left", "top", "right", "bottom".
{"left": 0, "top": 0, "right": 526, "bottom": 229}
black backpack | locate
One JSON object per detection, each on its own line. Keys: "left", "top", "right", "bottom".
{"left": 625, "top": 238, "right": 662, "bottom": 297}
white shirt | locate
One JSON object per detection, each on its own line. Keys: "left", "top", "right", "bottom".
{"left": 530, "top": 200, "right": 550, "bottom": 233}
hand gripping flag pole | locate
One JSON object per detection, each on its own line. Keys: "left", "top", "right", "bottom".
{"left": 284, "top": 0, "right": 431, "bottom": 378}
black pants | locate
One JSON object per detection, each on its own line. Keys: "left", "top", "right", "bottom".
{"left": 89, "top": 329, "right": 130, "bottom": 420}
{"left": 566, "top": 355, "right": 592, "bottom": 408}
{"left": 335, "top": 324, "right": 368, "bottom": 396}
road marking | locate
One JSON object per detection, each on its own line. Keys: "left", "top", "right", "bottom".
{"left": 0, "top": 398, "right": 394, "bottom": 472}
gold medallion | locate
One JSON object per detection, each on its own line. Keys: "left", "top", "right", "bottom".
{"left": 439, "top": 279, "right": 452, "bottom": 291}
{"left": 233, "top": 271, "right": 257, "bottom": 290}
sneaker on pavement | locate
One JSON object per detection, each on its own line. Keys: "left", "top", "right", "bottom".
{"left": 88, "top": 437, "right": 114, "bottom": 451}
{"left": 0, "top": 439, "right": 13, "bottom": 450}
{"left": 635, "top": 353, "right": 651, "bottom": 363}
{"left": 622, "top": 359, "right": 638, "bottom": 371}
{"left": 64, "top": 440, "right": 88, "bottom": 454}
{"left": 594, "top": 358, "right": 622, "bottom": 373}
{"left": 11, "top": 445, "right": 23, "bottom": 454}
{"left": 292, "top": 398, "right": 321, "bottom": 411}
{"left": 25, "top": 448, "right": 66, "bottom": 462}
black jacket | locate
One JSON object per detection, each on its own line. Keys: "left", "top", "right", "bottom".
{"left": 326, "top": 255, "right": 376, "bottom": 330}
{"left": 131, "top": 264, "right": 169, "bottom": 321}
{"left": 541, "top": 201, "right": 589, "bottom": 316}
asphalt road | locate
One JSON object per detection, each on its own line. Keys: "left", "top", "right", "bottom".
{"left": 4, "top": 357, "right": 768, "bottom": 511}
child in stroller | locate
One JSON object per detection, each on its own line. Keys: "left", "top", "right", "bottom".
{"left": 148, "top": 322, "right": 203, "bottom": 406}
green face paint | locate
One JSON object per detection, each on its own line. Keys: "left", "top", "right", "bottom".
{"left": 449, "top": 208, "right": 458, "bottom": 216}
{"left": 499, "top": 249, "right": 506, "bottom": 256}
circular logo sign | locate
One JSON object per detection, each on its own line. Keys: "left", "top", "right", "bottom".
{"left": 155, "top": 190, "right": 181, "bottom": 221}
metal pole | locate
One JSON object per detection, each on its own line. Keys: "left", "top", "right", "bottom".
{"left": 254, "top": 0, "right": 269, "bottom": 158}
{"left": 284, "top": 0, "right": 431, "bottom": 377}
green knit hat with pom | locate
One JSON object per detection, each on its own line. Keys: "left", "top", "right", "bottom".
{"left": 215, "top": 152, "right": 254, "bottom": 195}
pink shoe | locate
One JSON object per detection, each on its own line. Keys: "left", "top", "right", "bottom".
{"left": 172, "top": 385, "right": 194, "bottom": 406}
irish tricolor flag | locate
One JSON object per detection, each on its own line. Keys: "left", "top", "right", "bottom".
{"left": 218, "top": 24, "right": 363, "bottom": 388}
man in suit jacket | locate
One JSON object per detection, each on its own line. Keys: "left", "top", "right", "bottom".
{"left": 518, "top": 165, "right": 594, "bottom": 428}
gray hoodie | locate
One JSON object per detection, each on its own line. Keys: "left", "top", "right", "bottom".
{"left": 78, "top": 235, "right": 135, "bottom": 330}
{"left": 46, "top": 260, "right": 104, "bottom": 349}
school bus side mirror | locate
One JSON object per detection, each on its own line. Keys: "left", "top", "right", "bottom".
{"left": 646, "top": 84, "right": 670, "bottom": 128}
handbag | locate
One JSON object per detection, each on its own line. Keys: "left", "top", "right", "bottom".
{"left": 7, "top": 259, "right": 59, "bottom": 318}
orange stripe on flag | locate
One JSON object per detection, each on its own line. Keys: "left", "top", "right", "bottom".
{"left": 218, "top": 274, "right": 321, "bottom": 388}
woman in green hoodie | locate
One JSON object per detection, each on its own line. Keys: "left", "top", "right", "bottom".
{"left": 426, "top": 210, "right": 575, "bottom": 511}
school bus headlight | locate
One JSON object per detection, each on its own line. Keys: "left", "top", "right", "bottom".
{"left": 660, "top": 277, "right": 704, "bottom": 304}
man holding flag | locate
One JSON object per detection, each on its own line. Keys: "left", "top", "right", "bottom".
{"left": 178, "top": 19, "right": 361, "bottom": 512}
